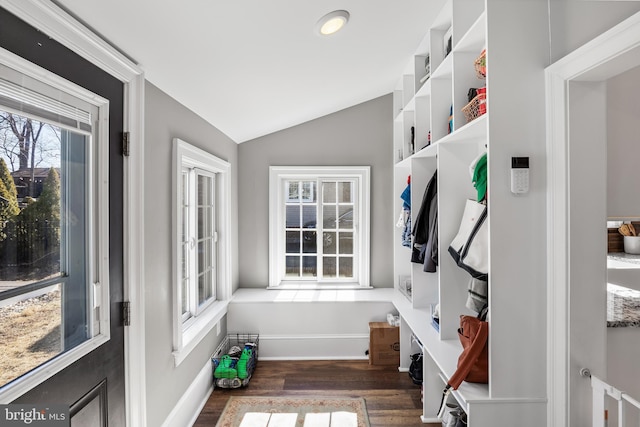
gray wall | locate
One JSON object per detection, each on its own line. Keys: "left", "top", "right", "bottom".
{"left": 143, "top": 82, "right": 238, "bottom": 427}
{"left": 237, "top": 94, "right": 393, "bottom": 288}
{"left": 608, "top": 65, "right": 640, "bottom": 218}
{"left": 549, "top": 1, "right": 640, "bottom": 63}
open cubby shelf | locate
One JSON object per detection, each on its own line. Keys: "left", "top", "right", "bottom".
{"left": 392, "top": 1, "right": 548, "bottom": 425}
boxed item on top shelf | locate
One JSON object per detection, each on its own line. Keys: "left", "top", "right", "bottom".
{"left": 211, "top": 333, "right": 259, "bottom": 389}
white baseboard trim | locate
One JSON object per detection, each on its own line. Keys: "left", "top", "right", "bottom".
{"left": 260, "top": 334, "right": 368, "bottom": 340}
{"left": 259, "top": 356, "right": 369, "bottom": 361}
{"left": 257, "top": 333, "right": 370, "bottom": 359}
{"left": 162, "top": 359, "right": 213, "bottom": 427}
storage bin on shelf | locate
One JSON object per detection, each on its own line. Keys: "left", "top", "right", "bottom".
{"left": 211, "top": 333, "right": 259, "bottom": 389}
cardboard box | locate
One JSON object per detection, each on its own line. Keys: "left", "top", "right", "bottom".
{"left": 369, "top": 322, "right": 400, "bottom": 365}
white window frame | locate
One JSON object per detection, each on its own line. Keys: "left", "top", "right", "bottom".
{"left": 269, "top": 166, "right": 370, "bottom": 289}
{"left": 172, "top": 138, "right": 231, "bottom": 366}
{"left": 0, "top": 46, "right": 111, "bottom": 403}
{"left": 180, "top": 167, "right": 218, "bottom": 323}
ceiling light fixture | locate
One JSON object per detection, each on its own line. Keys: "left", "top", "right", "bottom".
{"left": 316, "top": 10, "right": 350, "bottom": 36}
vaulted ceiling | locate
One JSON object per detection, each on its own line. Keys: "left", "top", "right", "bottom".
{"left": 55, "top": 0, "right": 444, "bottom": 142}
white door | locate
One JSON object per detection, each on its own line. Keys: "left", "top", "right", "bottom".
{"left": 0, "top": 6, "right": 129, "bottom": 426}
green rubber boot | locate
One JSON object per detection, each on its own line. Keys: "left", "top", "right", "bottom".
{"left": 236, "top": 348, "right": 252, "bottom": 379}
{"left": 214, "top": 355, "right": 237, "bottom": 379}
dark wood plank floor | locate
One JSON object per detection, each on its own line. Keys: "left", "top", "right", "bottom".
{"left": 193, "top": 360, "right": 440, "bottom": 427}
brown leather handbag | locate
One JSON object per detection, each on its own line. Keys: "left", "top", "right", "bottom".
{"left": 437, "top": 307, "right": 488, "bottom": 418}
{"left": 448, "top": 305, "right": 489, "bottom": 390}
{"left": 449, "top": 313, "right": 489, "bottom": 388}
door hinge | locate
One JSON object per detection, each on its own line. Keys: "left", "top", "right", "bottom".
{"left": 122, "top": 301, "right": 131, "bottom": 326}
{"left": 122, "top": 131, "right": 130, "bottom": 157}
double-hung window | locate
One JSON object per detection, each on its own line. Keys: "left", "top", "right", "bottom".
{"left": 269, "top": 166, "right": 370, "bottom": 288}
{"left": 172, "top": 138, "right": 230, "bottom": 365}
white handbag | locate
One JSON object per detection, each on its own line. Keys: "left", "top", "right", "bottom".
{"left": 448, "top": 199, "right": 488, "bottom": 280}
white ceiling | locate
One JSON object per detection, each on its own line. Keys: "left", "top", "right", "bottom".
{"left": 55, "top": 0, "right": 444, "bottom": 143}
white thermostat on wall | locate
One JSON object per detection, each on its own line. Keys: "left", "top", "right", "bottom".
{"left": 510, "top": 156, "right": 529, "bottom": 194}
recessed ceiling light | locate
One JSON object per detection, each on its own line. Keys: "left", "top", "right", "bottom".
{"left": 316, "top": 10, "right": 350, "bottom": 36}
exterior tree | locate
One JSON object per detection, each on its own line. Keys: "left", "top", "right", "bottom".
{"left": 0, "top": 158, "right": 19, "bottom": 226}
{"left": 0, "top": 126, "right": 19, "bottom": 171}
{"left": 1, "top": 167, "right": 60, "bottom": 275}
{"left": 20, "top": 167, "right": 61, "bottom": 250}
{"left": 0, "top": 112, "right": 53, "bottom": 197}
{"left": 34, "top": 168, "right": 60, "bottom": 216}
{"left": 0, "top": 157, "right": 18, "bottom": 268}
{"left": 0, "top": 158, "right": 18, "bottom": 201}
{"left": 4, "top": 113, "right": 44, "bottom": 171}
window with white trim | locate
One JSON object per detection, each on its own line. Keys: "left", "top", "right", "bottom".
{"left": 269, "top": 166, "right": 370, "bottom": 288}
{"left": 172, "top": 138, "right": 231, "bottom": 365}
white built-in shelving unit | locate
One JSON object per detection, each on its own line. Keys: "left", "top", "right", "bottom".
{"left": 392, "top": 1, "right": 548, "bottom": 425}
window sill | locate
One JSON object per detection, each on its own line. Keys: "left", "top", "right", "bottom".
{"left": 231, "top": 287, "right": 394, "bottom": 304}
{"left": 172, "top": 299, "right": 228, "bottom": 367}
{"left": 267, "top": 283, "right": 373, "bottom": 291}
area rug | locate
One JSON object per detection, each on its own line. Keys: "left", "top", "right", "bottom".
{"left": 215, "top": 396, "right": 371, "bottom": 427}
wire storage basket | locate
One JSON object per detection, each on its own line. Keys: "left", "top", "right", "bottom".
{"left": 211, "top": 333, "right": 259, "bottom": 389}
{"left": 462, "top": 93, "right": 486, "bottom": 123}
